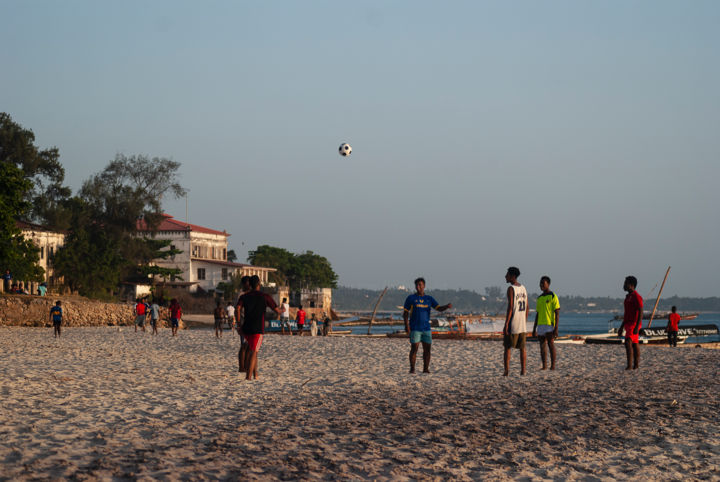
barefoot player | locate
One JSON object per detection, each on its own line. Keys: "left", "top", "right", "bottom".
{"left": 402, "top": 277, "right": 452, "bottom": 374}
{"left": 503, "top": 267, "right": 528, "bottom": 376}
{"left": 236, "top": 276, "right": 251, "bottom": 371}
{"left": 236, "top": 275, "right": 282, "bottom": 380}
{"left": 532, "top": 276, "right": 560, "bottom": 370}
{"left": 618, "top": 276, "right": 643, "bottom": 369}
{"left": 49, "top": 300, "right": 64, "bottom": 338}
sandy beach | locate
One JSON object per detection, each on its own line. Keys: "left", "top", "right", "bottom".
{"left": 0, "top": 327, "right": 718, "bottom": 480}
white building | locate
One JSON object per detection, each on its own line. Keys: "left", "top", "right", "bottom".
{"left": 137, "top": 214, "right": 274, "bottom": 293}
{"left": 17, "top": 221, "right": 65, "bottom": 291}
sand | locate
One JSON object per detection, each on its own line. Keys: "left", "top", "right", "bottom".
{"left": 0, "top": 327, "right": 718, "bottom": 480}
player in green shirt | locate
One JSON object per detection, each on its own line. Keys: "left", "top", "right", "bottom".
{"left": 532, "top": 276, "right": 560, "bottom": 370}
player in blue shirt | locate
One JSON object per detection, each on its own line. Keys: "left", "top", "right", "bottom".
{"left": 403, "top": 277, "right": 452, "bottom": 374}
{"left": 49, "top": 300, "right": 64, "bottom": 338}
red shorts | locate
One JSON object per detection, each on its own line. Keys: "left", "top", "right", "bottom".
{"left": 245, "top": 334, "right": 263, "bottom": 351}
{"left": 623, "top": 324, "right": 639, "bottom": 343}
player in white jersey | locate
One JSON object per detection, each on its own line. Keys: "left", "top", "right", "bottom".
{"left": 503, "top": 267, "right": 528, "bottom": 376}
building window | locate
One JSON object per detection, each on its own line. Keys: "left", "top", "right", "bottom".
{"left": 197, "top": 268, "right": 206, "bottom": 280}
{"left": 192, "top": 244, "right": 199, "bottom": 257}
{"left": 40, "top": 247, "right": 44, "bottom": 259}
{"left": 223, "top": 248, "right": 227, "bottom": 260}
{"left": 222, "top": 268, "right": 228, "bottom": 280}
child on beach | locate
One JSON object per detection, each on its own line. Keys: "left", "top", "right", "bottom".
{"left": 296, "top": 305, "right": 306, "bottom": 336}
{"left": 666, "top": 306, "right": 680, "bottom": 347}
{"left": 310, "top": 313, "right": 318, "bottom": 336}
{"left": 225, "top": 302, "right": 235, "bottom": 332}
{"left": 169, "top": 298, "right": 182, "bottom": 336}
{"left": 49, "top": 300, "right": 63, "bottom": 338}
{"left": 214, "top": 301, "right": 225, "bottom": 338}
{"left": 134, "top": 298, "right": 147, "bottom": 333}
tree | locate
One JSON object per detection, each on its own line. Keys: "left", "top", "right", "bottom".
{"left": 227, "top": 249, "right": 238, "bottom": 263}
{"left": 247, "top": 245, "right": 338, "bottom": 290}
{"left": 55, "top": 155, "right": 187, "bottom": 296}
{"left": 80, "top": 153, "right": 186, "bottom": 231}
{"left": 0, "top": 113, "right": 72, "bottom": 228}
{"left": 0, "top": 162, "right": 45, "bottom": 282}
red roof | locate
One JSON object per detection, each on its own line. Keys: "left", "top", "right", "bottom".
{"left": 137, "top": 214, "right": 228, "bottom": 237}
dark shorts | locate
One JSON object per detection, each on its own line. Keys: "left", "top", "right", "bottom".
{"left": 150, "top": 318, "right": 157, "bottom": 326}
{"left": 53, "top": 320, "right": 62, "bottom": 327}
{"left": 214, "top": 319, "right": 223, "bottom": 328}
{"left": 171, "top": 317, "right": 179, "bottom": 328}
{"left": 297, "top": 323, "right": 304, "bottom": 330}
{"left": 504, "top": 333, "right": 526, "bottom": 349}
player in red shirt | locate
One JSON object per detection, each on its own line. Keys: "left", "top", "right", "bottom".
{"left": 666, "top": 305, "right": 681, "bottom": 347}
{"left": 618, "top": 276, "right": 643, "bottom": 370}
{"left": 236, "top": 275, "right": 282, "bottom": 380}
{"left": 296, "top": 305, "right": 306, "bottom": 336}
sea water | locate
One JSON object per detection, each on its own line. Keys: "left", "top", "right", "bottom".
{"left": 350, "top": 312, "right": 720, "bottom": 343}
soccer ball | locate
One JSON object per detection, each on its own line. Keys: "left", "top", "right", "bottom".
{"left": 339, "top": 143, "right": 352, "bottom": 157}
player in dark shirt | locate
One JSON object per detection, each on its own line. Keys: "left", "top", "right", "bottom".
{"left": 236, "top": 275, "right": 282, "bottom": 380}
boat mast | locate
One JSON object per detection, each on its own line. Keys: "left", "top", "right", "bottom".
{"left": 647, "top": 266, "right": 671, "bottom": 328}
{"left": 368, "top": 286, "right": 388, "bottom": 335}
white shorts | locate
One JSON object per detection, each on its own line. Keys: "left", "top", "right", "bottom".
{"left": 536, "top": 325, "right": 555, "bottom": 336}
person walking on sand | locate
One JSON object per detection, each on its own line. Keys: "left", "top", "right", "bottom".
{"left": 322, "top": 312, "right": 332, "bottom": 336}
{"left": 532, "top": 276, "right": 560, "bottom": 370}
{"left": 149, "top": 299, "right": 160, "bottom": 335}
{"left": 618, "top": 276, "right": 643, "bottom": 370}
{"left": 503, "top": 267, "right": 528, "bottom": 376}
{"left": 279, "top": 298, "right": 291, "bottom": 334}
{"left": 236, "top": 276, "right": 252, "bottom": 371}
{"left": 666, "top": 306, "right": 680, "bottom": 347}
{"left": 403, "top": 277, "right": 453, "bottom": 374}
{"left": 310, "top": 313, "right": 318, "bottom": 336}
{"left": 169, "top": 298, "right": 182, "bottom": 336}
{"left": 214, "top": 301, "right": 225, "bottom": 338}
{"left": 236, "top": 275, "right": 282, "bottom": 380}
{"left": 49, "top": 300, "right": 64, "bottom": 338}
{"left": 225, "top": 302, "right": 235, "bottom": 332}
{"left": 134, "top": 298, "right": 147, "bottom": 333}
{"left": 296, "top": 305, "right": 306, "bottom": 336}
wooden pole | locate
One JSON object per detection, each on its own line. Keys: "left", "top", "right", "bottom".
{"left": 647, "top": 266, "right": 671, "bottom": 328}
{"left": 368, "top": 286, "right": 388, "bottom": 335}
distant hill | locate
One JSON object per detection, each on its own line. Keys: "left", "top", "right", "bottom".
{"left": 332, "top": 286, "right": 720, "bottom": 314}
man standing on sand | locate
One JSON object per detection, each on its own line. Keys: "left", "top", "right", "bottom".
{"left": 666, "top": 306, "right": 680, "bottom": 347}
{"left": 403, "top": 277, "right": 453, "bottom": 374}
{"left": 49, "top": 300, "right": 64, "bottom": 338}
{"left": 169, "top": 298, "right": 182, "bottom": 336}
{"left": 279, "top": 298, "right": 291, "bottom": 334}
{"left": 503, "top": 267, "right": 528, "bottom": 376}
{"left": 236, "top": 275, "right": 282, "bottom": 380}
{"left": 236, "top": 276, "right": 252, "bottom": 371}
{"left": 532, "top": 276, "right": 560, "bottom": 370}
{"left": 618, "top": 276, "right": 643, "bottom": 369}
{"left": 296, "top": 305, "right": 306, "bottom": 336}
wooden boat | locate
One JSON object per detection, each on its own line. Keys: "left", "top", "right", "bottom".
{"left": 613, "top": 312, "right": 699, "bottom": 321}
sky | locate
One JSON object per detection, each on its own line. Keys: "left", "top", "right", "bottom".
{"left": 2, "top": 1, "right": 719, "bottom": 297}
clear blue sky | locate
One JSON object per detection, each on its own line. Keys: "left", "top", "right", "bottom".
{"left": 2, "top": 1, "right": 719, "bottom": 297}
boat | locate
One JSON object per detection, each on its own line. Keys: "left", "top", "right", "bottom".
{"left": 612, "top": 312, "right": 699, "bottom": 322}
{"left": 386, "top": 315, "right": 512, "bottom": 340}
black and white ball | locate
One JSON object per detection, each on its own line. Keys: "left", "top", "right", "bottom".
{"left": 338, "top": 143, "right": 352, "bottom": 157}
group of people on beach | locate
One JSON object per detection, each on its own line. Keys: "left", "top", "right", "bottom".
{"left": 402, "top": 267, "right": 651, "bottom": 375}
{"left": 133, "top": 297, "right": 182, "bottom": 336}
{"left": 43, "top": 266, "right": 679, "bottom": 378}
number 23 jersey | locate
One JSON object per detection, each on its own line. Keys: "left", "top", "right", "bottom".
{"left": 510, "top": 284, "right": 528, "bottom": 334}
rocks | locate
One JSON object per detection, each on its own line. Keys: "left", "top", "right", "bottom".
{"left": 0, "top": 295, "right": 135, "bottom": 327}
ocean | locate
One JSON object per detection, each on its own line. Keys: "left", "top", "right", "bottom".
{"left": 345, "top": 312, "right": 720, "bottom": 343}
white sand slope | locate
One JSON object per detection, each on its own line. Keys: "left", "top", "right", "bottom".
{"left": 0, "top": 327, "right": 718, "bottom": 480}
